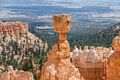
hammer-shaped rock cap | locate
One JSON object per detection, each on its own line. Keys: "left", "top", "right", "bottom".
{"left": 53, "top": 14, "right": 71, "bottom": 33}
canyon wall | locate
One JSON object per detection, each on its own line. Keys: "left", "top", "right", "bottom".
{"left": 0, "top": 21, "right": 28, "bottom": 36}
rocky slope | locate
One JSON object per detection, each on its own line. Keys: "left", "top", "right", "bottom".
{"left": 0, "top": 22, "right": 48, "bottom": 79}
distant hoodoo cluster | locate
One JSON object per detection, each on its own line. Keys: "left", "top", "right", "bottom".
{"left": 71, "top": 46, "right": 114, "bottom": 80}
{"left": 72, "top": 46, "right": 114, "bottom": 64}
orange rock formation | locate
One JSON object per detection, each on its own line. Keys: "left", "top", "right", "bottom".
{"left": 40, "top": 14, "right": 82, "bottom": 80}
{"left": 107, "top": 32, "right": 120, "bottom": 80}
{"left": 0, "top": 66, "right": 33, "bottom": 80}
{"left": 0, "top": 21, "right": 28, "bottom": 37}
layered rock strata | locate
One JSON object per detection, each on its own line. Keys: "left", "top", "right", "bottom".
{"left": 0, "top": 22, "right": 28, "bottom": 37}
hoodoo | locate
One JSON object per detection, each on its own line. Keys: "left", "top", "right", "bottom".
{"left": 40, "top": 14, "right": 82, "bottom": 80}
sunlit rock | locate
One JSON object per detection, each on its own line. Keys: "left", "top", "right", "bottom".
{"left": 107, "top": 32, "right": 120, "bottom": 80}
{"left": 40, "top": 14, "right": 82, "bottom": 80}
{"left": 0, "top": 66, "right": 33, "bottom": 80}
{"left": 0, "top": 22, "right": 28, "bottom": 37}
{"left": 86, "top": 46, "right": 98, "bottom": 63}
{"left": 79, "top": 46, "right": 83, "bottom": 54}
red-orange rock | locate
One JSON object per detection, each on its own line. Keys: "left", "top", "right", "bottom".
{"left": 53, "top": 14, "right": 70, "bottom": 33}
{"left": 0, "top": 66, "right": 33, "bottom": 80}
{"left": 107, "top": 32, "right": 120, "bottom": 80}
{"left": 0, "top": 22, "right": 28, "bottom": 37}
{"left": 58, "top": 40, "right": 70, "bottom": 59}
{"left": 59, "top": 33, "right": 67, "bottom": 41}
{"left": 40, "top": 14, "right": 81, "bottom": 80}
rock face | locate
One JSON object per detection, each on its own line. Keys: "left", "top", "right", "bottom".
{"left": 0, "top": 21, "right": 48, "bottom": 53}
{"left": 0, "top": 22, "right": 28, "bottom": 37}
{"left": 0, "top": 66, "right": 33, "bottom": 80}
{"left": 107, "top": 32, "right": 120, "bottom": 80}
{"left": 40, "top": 14, "right": 82, "bottom": 80}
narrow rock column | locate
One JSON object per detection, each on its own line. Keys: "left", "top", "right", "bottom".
{"left": 53, "top": 14, "right": 71, "bottom": 59}
{"left": 40, "top": 14, "right": 82, "bottom": 80}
